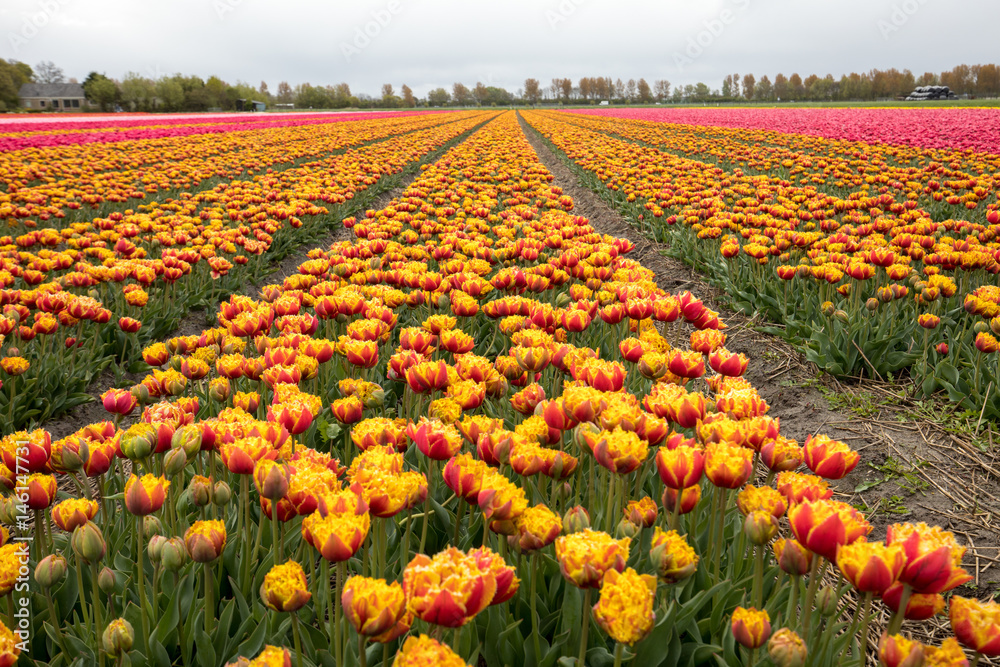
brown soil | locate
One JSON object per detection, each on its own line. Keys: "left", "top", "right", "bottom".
{"left": 518, "top": 112, "right": 1000, "bottom": 647}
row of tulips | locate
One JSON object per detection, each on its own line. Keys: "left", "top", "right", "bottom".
{"left": 523, "top": 110, "right": 1000, "bottom": 417}
{"left": 0, "top": 112, "right": 442, "bottom": 152}
{"left": 571, "top": 107, "right": 1000, "bottom": 156}
{"left": 0, "top": 111, "right": 492, "bottom": 430}
{"left": 4, "top": 110, "right": 996, "bottom": 667}
{"left": 0, "top": 111, "right": 465, "bottom": 223}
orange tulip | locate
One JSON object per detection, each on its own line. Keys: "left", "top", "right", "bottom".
{"left": 836, "top": 540, "right": 905, "bottom": 595}
{"left": 886, "top": 522, "right": 972, "bottom": 594}
{"left": 124, "top": 474, "right": 170, "bottom": 516}
{"left": 802, "top": 434, "right": 859, "bottom": 480}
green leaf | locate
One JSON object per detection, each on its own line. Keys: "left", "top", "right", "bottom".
{"left": 237, "top": 613, "right": 268, "bottom": 659}
{"left": 148, "top": 638, "right": 172, "bottom": 667}
{"left": 195, "top": 628, "right": 217, "bottom": 667}
{"left": 153, "top": 577, "right": 183, "bottom": 643}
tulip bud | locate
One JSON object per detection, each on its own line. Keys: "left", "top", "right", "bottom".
{"left": 973, "top": 321, "right": 989, "bottom": 334}
{"left": 768, "top": 628, "right": 807, "bottom": 667}
{"left": 254, "top": 461, "right": 290, "bottom": 501}
{"left": 171, "top": 425, "right": 202, "bottom": 457}
{"left": 98, "top": 567, "right": 116, "bottom": 594}
{"left": 562, "top": 506, "right": 591, "bottom": 534}
{"left": 555, "top": 292, "right": 571, "bottom": 307}
{"left": 168, "top": 355, "right": 183, "bottom": 371}
{"left": 435, "top": 293, "right": 450, "bottom": 309}
{"left": 834, "top": 310, "right": 849, "bottom": 324}
{"left": 866, "top": 298, "right": 879, "bottom": 312}
{"left": 71, "top": 521, "right": 107, "bottom": 564}
{"left": 160, "top": 537, "right": 188, "bottom": 572}
{"left": 934, "top": 342, "right": 948, "bottom": 355}
{"left": 743, "top": 511, "right": 779, "bottom": 545}
{"left": 120, "top": 424, "right": 155, "bottom": 460}
{"left": 144, "top": 515, "right": 163, "bottom": 537}
{"left": 821, "top": 302, "right": 835, "bottom": 317}
{"left": 189, "top": 475, "right": 212, "bottom": 507}
{"left": 815, "top": 586, "right": 840, "bottom": 617}
{"left": 34, "top": 554, "right": 68, "bottom": 589}
{"left": 148, "top": 535, "right": 168, "bottom": 564}
{"left": 616, "top": 518, "right": 641, "bottom": 540}
{"left": 131, "top": 383, "right": 151, "bottom": 405}
{"left": 0, "top": 497, "right": 16, "bottom": 524}
{"left": 774, "top": 538, "right": 812, "bottom": 576}
{"left": 213, "top": 480, "right": 232, "bottom": 506}
{"left": 163, "top": 448, "right": 187, "bottom": 477}
{"left": 102, "top": 618, "right": 134, "bottom": 658}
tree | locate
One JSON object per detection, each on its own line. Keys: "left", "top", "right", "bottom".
{"left": 637, "top": 78, "right": 652, "bottom": 103}
{"left": 88, "top": 77, "right": 119, "bottom": 111}
{"left": 120, "top": 72, "right": 155, "bottom": 111}
{"left": 721, "top": 75, "right": 735, "bottom": 98}
{"left": 259, "top": 81, "right": 269, "bottom": 97}
{"left": 452, "top": 82, "right": 471, "bottom": 106}
{"left": 653, "top": 79, "right": 671, "bottom": 101}
{"left": 625, "top": 79, "right": 637, "bottom": 102}
{"left": 276, "top": 81, "right": 293, "bottom": 104}
{"left": 524, "top": 78, "right": 541, "bottom": 105}
{"left": 473, "top": 82, "right": 489, "bottom": 106}
{"left": 152, "top": 77, "right": 183, "bottom": 110}
{"left": 755, "top": 75, "right": 773, "bottom": 101}
{"left": 614, "top": 78, "right": 625, "bottom": 101}
{"left": 401, "top": 84, "right": 415, "bottom": 108}
{"left": 427, "top": 88, "right": 450, "bottom": 106}
{"left": 381, "top": 83, "right": 395, "bottom": 101}
{"left": 773, "top": 73, "right": 788, "bottom": 101}
{"left": 0, "top": 60, "right": 33, "bottom": 110}
{"left": 741, "top": 73, "right": 756, "bottom": 100}
{"left": 35, "top": 60, "right": 64, "bottom": 84}
{"left": 788, "top": 73, "right": 803, "bottom": 100}
{"left": 916, "top": 72, "right": 938, "bottom": 87}
{"left": 558, "top": 78, "right": 572, "bottom": 103}
{"left": 977, "top": 64, "right": 1000, "bottom": 96}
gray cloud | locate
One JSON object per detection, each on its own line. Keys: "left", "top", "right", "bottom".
{"left": 1, "top": 0, "right": 995, "bottom": 97}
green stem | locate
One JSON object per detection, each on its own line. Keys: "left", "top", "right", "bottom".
{"left": 454, "top": 499, "right": 466, "bottom": 547}
{"left": 291, "top": 613, "right": 304, "bottom": 667}
{"left": 176, "top": 573, "right": 188, "bottom": 666}
{"left": 272, "top": 510, "right": 282, "bottom": 565}
{"left": 785, "top": 575, "right": 799, "bottom": 626}
{"left": 91, "top": 563, "right": 105, "bottom": 667}
{"left": 204, "top": 564, "right": 213, "bottom": 635}
{"left": 855, "top": 592, "right": 873, "bottom": 667}
{"left": 753, "top": 545, "right": 764, "bottom": 609}
{"left": 531, "top": 555, "right": 542, "bottom": 664}
{"left": 45, "top": 591, "right": 71, "bottom": 656}
{"left": 136, "top": 515, "right": 150, "bottom": 644}
{"left": 242, "top": 475, "right": 251, "bottom": 590}
{"left": 76, "top": 555, "right": 91, "bottom": 631}
{"left": 322, "top": 559, "right": 335, "bottom": 654}
{"left": 886, "top": 583, "right": 912, "bottom": 635}
{"left": 802, "top": 557, "right": 827, "bottom": 638}
{"left": 578, "top": 587, "right": 592, "bottom": 667}
{"left": 335, "top": 561, "right": 346, "bottom": 667}
{"left": 613, "top": 641, "right": 624, "bottom": 667}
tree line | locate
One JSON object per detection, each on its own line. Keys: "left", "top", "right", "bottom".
{"left": 2, "top": 60, "right": 998, "bottom": 112}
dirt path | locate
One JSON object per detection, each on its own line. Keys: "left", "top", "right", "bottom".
{"left": 517, "top": 112, "right": 1000, "bottom": 612}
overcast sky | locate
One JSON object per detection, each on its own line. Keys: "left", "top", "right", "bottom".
{"left": 2, "top": 0, "right": 996, "bottom": 97}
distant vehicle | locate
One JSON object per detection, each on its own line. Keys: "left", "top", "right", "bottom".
{"left": 599, "top": 100, "right": 609, "bottom": 105}
{"left": 905, "top": 86, "right": 958, "bottom": 101}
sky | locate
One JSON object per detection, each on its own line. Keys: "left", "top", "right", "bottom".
{"left": 1, "top": 0, "right": 997, "bottom": 98}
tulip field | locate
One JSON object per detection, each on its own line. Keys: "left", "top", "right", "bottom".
{"left": 0, "top": 107, "right": 996, "bottom": 667}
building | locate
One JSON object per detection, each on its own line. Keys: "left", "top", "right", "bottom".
{"left": 18, "top": 83, "right": 94, "bottom": 111}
